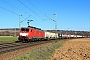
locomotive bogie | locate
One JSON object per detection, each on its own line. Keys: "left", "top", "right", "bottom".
{"left": 18, "top": 36, "right": 29, "bottom": 42}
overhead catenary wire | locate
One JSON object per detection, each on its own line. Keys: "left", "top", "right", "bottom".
{"left": 20, "top": 15, "right": 31, "bottom": 23}
{"left": 18, "top": 0, "right": 44, "bottom": 20}
{"left": 26, "top": 0, "right": 57, "bottom": 30}
{"left": 2, "top": 0, "right": 30, "bottom": 15}
{"left": 0, "top": 0, "right": 57, "bottom": 30}
{"left": 26, "top": 0, "right": 53, "bottom": 20}
{"left": 2, "top": 0, "right": 39, "bottom": 20}
{"left": 2, "top": 0, "right": 37, "bottom": 22}
{"left": 2, "top": 0, "right": 52, "bottom": 21}
{"left": 0, "top": 6, "right": 18, "bottom": 16}
{"left": 26, "top": 0, "right": 44, "bottom": 14}
{"left": 1, "top": 0, "right": 39, "bottom": 25}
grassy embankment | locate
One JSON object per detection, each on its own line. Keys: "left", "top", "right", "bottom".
{"left": 0, "top": 36, "right": 18, "bottom": 43}
{"left": 15, "top": 41, "right": 65, "bottom": 60}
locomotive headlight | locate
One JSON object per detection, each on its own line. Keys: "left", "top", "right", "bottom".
{"left": 20, "top": 35, "right": 22, "bottom": 36}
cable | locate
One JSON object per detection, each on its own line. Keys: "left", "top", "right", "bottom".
{"left": 1, "top": 0, "right": 39, "bottom": 22}
{"left": 0, "top": 6, "right": 18, "bottom": 15}
{"left": 2, "top": 0, "right": 35, "bottom": 21}
{"left": 2, "top": 0, "right": 30, "bottom": 15}
{"left": 20, "top": 15, "right": 31, "bottom": 23}
{"left": 27, "top": 0, "right": 53, "bottom": 20}
{"left": 3, "top": 0, "right": 40, "bottom": 20}
{"left": 2, "top": 0, "right": 51, "bottom": 21}
{"left": 27, "top": 0, "right": 43, "bottom": 14}
{"left": 18, "top": 0, "right": 44, "bottom": 20}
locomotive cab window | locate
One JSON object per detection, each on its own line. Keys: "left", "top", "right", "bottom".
{"left": 21, "top": 28, "right": 25, "bottom": 31}
{"left": 26, "top": 29, "right": 29, "bottom": 32}
{"left": 21, "top": 28, "right": 29, "bottom": 32}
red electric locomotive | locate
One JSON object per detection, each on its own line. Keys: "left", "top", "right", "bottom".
{"left": 18, "top": 26, "right": 45, "bottom": 42}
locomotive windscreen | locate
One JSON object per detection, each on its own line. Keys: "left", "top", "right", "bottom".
{"left": 21, "top": 28, "right": 29, "bottom": 32}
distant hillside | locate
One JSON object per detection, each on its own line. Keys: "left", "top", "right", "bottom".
{"left": 46, "top": 30, "right": 90, "bottom": 36}
{"left": 0, "top": 28, "right": 90, "bottom": 36}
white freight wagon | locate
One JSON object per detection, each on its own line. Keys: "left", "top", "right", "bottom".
{"left": 44, "top": 31, "right": 58, "bottom": 39}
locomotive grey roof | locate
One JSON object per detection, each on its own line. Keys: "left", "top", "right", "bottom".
{"left": 28, "top": 26, "right": 41, "bottom": 30}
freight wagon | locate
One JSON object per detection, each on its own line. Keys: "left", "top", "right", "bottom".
{"left": 18, "top": 26, "right": 89, "bottom": 42}
{"left": 44, "top": 31, "right": 58, "bottom": 39}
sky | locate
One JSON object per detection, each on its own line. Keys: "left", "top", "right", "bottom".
{"left": 0, "top": 0, "right": 90, "bottom": 31}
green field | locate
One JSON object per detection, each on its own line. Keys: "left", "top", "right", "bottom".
{"left": 0, "top": 36, "right": 18, "bottom": 43}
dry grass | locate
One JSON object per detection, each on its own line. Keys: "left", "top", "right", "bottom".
{"left": 15, "top": 41, "right": 65, "bottom": 60}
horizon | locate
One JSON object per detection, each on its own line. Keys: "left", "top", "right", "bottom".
{"left": 0, "top": 27, "right": 90, "bottom": 32}
{"left": 0, "top": 0, "right": 90, "bottom": 31}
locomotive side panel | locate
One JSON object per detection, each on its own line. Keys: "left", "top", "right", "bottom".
{"left": 18, "top": 27, "right": 45, "bottom": 42}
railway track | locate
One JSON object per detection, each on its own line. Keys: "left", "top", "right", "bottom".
{"left": 0, "top": 40, "right": 63, "bottom": 54}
